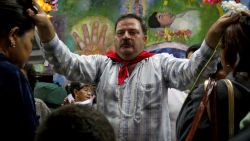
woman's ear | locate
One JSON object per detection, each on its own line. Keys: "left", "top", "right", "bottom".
{"left": 8, "top": 27, "right": 19, "bottom": 48}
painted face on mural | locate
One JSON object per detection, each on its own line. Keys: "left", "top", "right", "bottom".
{"left": 156, "top": 12, "right": 175, "bottom": 27}
{"left": 114, "top": 18, "right": 147, "bottom": 60}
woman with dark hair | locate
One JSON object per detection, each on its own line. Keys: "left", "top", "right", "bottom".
{"left": 35, "top": 104, "right": 115, "bottom": 141}
{"left": 176, "top": 11, "right": 250, "bottom": 141}
{"left": 66, "top": 82, "right": 96, "bottom": 105}
{"left": 0, "top": 0, "right": 38, "bottom": 140}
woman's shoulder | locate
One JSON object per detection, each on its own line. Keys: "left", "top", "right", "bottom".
{"left": 0, "top": 60, "right": 20, "bottom": 76}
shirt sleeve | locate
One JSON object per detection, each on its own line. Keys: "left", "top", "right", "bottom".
{"left": 161, "top": 40, "right": 219, "bottom": 90}
{"left": 40, "top": 34, "right": 107, "bottom": 83}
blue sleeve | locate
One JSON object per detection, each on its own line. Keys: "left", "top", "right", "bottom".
{"left": 0, "top": 63, "right": 38, "bottom": 141}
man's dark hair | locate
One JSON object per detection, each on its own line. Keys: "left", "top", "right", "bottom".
{"left": 185, "top": 43, "right": 201, "bottom": 58}
{"left": 148, "top": 12, "right": 161, "bottom": 28}
{"left": 115, "top": 13, "right": 147, "bottom": 35}
{"left": 35, "top": 104, "right": 115, "bottom": 141}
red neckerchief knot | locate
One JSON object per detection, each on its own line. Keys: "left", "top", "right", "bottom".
{"left": 106, "top": 51, "right": 154, "bottom": 85}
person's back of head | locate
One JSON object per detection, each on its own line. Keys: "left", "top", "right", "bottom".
{"left": 221, "top": 14, "right": 250, "bottom": 75}
{"left": 148, "top": 12, "right": 161, "bottom": 28}
{"left": 35, "top": 104, "right": 115, "bottom": 141}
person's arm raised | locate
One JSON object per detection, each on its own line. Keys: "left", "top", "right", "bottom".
{"left": 205, "top": 12, "right": 240, "bottom": 49}
{"left": 241, "top": 10, "right": 250, "bottom": 17}
{"left": 27, "top": 2, "right": 55, "bottom": 43}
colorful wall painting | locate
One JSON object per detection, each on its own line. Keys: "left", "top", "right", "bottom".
{"left": 31, "top": 0, "right": 250, "bottom": 76}
{"left": 48, "top": 0, "right": 221, "bottom": 55}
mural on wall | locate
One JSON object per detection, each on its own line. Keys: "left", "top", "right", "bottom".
{"left": 33, "top": 0, "right": 250, "bottom": 76}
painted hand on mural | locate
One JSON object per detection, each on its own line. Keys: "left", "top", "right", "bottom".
{"left": 72, "top": 21, "right": 108, "bottom": 55}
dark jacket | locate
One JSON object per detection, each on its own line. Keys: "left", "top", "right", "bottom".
{"left": 229, "top": 126, "right": 250, "bottom": 141}
{"left": 0, "top": 54, "right": 38, "bottom": 141}
{"left": 176, "top": 72, "right": 250, "bottom": 141}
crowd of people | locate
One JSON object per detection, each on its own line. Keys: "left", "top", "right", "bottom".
{"left": 0, "top": 0, "right": 250, "bottom": 141}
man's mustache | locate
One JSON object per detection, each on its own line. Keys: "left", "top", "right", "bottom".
{"left": 120, "top": 39, "right": 133, "bottom": 46}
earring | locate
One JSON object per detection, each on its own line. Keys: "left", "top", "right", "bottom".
{"left": 10, "top": 41, "right": 15, "bottom": 48}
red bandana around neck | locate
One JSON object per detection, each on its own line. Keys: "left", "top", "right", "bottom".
{"left": 106, "top": 51, "right": 154, "bottom": 85}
